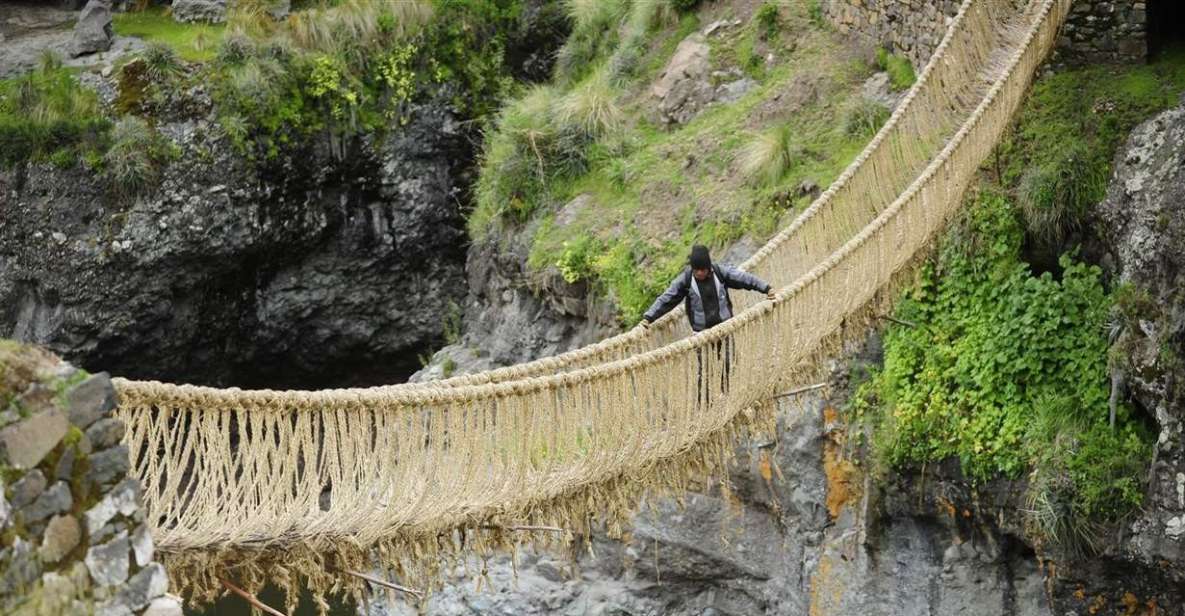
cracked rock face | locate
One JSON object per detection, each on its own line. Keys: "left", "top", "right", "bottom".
{"left": 1097, "top": 103, "right": 1185, "bottom": 586}
{"left": 1, "top": 96, "right": 470, "bottom": 388}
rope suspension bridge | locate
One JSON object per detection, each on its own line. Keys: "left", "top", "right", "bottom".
{"left": 108, "top": 0, "right": 1071, "bottom": 605}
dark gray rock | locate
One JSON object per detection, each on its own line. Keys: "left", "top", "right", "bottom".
{"left": 1096, "top": 103, "right": 1185, "bottom": 598}
{"left": 66, "top": 373, "right": 116, "bottom": 429}
{"left": 0, "top": 538, "right": 40, "bottom": 594}
{"left": 54, "top": 446, "right": 75, "bottom": 481}
{"left": 85, "top": 418, "right": 126, "bottom": 450}
{"left": 0, "top": 408, "right": 69, "bottom": 469}
{"left": 2, "top": 103, "right": 470, "bottom": 390}
{"left": 87, "top": 445, "right": 130, "bottom": 487}
{"left": 118, "top": 562, "right": 168, "bottom": 611}
{"left": 170, "top": 0, "right": 227, "bottom": 23}
{"left": 70, "top": 0, "right": 113, "bottom": 57}
{"left": 85, "top": 530, "right": 130, "bottom": 587}
{"left": 22, "top": 480, "right": 72, "bottom": 523}
{"left": 10, "top": 469, "right": 48, "bottom": 509}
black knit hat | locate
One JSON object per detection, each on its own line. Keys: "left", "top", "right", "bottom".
{"left": 688, "top": 245, "right": 711, "bottom": 270}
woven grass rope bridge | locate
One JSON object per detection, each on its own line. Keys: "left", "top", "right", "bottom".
{"left": 111, "top": 0, "right": 1071, "bottom": 606}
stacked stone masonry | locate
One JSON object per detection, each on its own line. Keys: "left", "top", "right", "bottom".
{"left": 0, "top": 343, "right": 180, "bottom": 616}
{"left": 823, "top": 0, "right": 1146, "bottom": 69}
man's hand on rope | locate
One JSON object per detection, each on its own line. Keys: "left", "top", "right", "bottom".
{"left": 637, "top": 319, "right": 652, "bottom": 330}
{"left": 766, "top": 290, "right": 776, "bottom": 301}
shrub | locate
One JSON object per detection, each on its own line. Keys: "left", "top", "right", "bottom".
{"left": 755, "top": 2, "right": 779, "bottom": 39}
{"left": 807, "top": 0, "right": 825, "bottom": 27}
{"left": 1017, "top": 142, "right": 1107, "bottom": 244}
{"left": 556, "top": 0, "right": 628, "bottom": 82}
{"left": 103, "top": 117, "right": 175, "bottom": 197}
{"left": 671, "top": 0, "right": 701, "bottom": 13}
{"left": 741, "top": 124, "right": 800, "bottom": 186}
{"left": 558, "top": 69, "right": 624, "bottom": 139}
{"left": 217, "top": 34, "right": 256, "bottom": 65}
{"left": 141, "top": 42, "right": 185, "bottom": 81}
{"left": 861, "top": 191, "right": 1150, "bottom": 538}
{"left": 844, "top": 99, "right": 890, "bottom": 138}
{"left": 876, "top": 48, "right": 916, "bottom": 91}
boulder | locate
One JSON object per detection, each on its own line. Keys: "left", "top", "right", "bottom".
{"left": 651, "top": 34, "right": 714, "bottom": 126}
{"left": 170, "top": 0, "right": 228, "bottom": 23}
{"left": 71, "top": 0, "right": 114, "bottom": 58}
{"left": 172, "top": 0, "right": 288, "bottom": 23}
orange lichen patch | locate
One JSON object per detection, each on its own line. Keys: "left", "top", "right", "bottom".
{"left": 1074, "top": 586, "right": 1086, "bottom": 600}
{"left": 1122, "top": 592, "right": 1140, "bottom": 615}
{"left": 822, "top": 436, "right": 861, "bottom": 519}
{"left": 823, "top": 405, "right": 841, "bottom": 427}
{"left": 1088, "top": 595, "right": 1107, "bottom": 614}
{"left": 962, "top": 509, "right": 972, "bottom": 518}
{"left": 808, "top": 553, "right": 843, "bottom": 616}
{"left": 1145, "top": 598, "right": 1159, "bottom": 615}
{"left": 935, "top": 496, "right": 957, "bottom": 518}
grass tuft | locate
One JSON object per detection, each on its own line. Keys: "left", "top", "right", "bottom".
{"left": 741, "top": 124, "right": 800, "bottom": 186}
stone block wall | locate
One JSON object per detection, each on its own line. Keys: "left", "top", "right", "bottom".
{"left": 823, "top": 0, "right": 1147, "bottom": 70}
{"left": 1053, "top": 0, "right": 1146, "bottom": 66}
{"left": 822, "top": 0, "right": 962, "bottom": 70}
{"left": 0, "top": 342, "right": 180, "bottom": 616}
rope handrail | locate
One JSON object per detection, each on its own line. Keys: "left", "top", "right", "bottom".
{"left": 111, "top": 0, "right": 1070, "bottom": 602}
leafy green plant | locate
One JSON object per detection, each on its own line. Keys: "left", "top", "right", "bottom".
{"left": 862, "top": 190, "right": 1151, "bottom": 545}
{"left": 556, "top": 234, "right": 600, "bottom": 283}
{"left": 755, "top": 2, "right": 779, "bottom": 39}
{"left": 875, "top": 48, "right": 916, "bottom": 91}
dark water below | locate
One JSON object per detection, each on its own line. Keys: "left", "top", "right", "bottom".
{"left": 185, "top": 586, "right": 358, "bottom": 616}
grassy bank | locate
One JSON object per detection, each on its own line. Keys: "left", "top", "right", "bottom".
{"left": 470, "top": 0, "right": 899, "bottom": 323}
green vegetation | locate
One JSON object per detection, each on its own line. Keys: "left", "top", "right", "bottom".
{"left": 203, "top": 0, "right": 522, "bottom": 159}
{"left": 849, "top": 51, "right": 1185, "bottom": 550}
{"left": 474, "top": 0, "right": 876, "bottom": 323}
{"left": 113, "top": 7, "right": 225, "bottom": 62}
{"left": 0, "top": 56, "right": 109, "bottom": 169}
{"left": 103, "top": 116, "right": 179, "bottom": 197}
{"left": 875, "top": 48, "right": 916, "bottom": 91}
{"left": 999, "top": 47, "right": 1185, "bottom": 242}
{"left": 854, "top": 191, "right": 1150, "bottom": 535}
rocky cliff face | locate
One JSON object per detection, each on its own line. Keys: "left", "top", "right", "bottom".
{"left": 1097, "top": 102, "right": 1185, "bottom": 594}
{"left": 0, "top": 85, "right": 471, "bottom": 388}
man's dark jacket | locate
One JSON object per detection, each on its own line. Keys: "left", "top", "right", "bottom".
{"left": 643, "top": 264, "right": 771, "bottom": 332}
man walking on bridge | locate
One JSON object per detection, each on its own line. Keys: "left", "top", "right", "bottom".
{"left": 639, "top": 245, "right": 775, "bottom": 406}
{"left": 639, "top": 244, "right": 774, "bottom": 332}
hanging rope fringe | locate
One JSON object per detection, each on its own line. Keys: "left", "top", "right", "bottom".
{"left": 111, "top": 0, "right": 1070, "bottom": 604}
